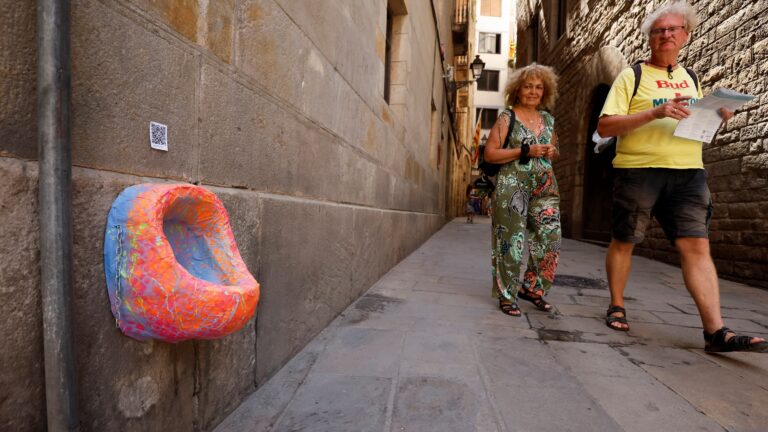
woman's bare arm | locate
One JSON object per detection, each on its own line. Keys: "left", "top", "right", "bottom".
{"left": 484, "top": 113, "right": 522, "bottom": 164}
{"left": 484, "top": 113, "right": 554, "bottom": 163}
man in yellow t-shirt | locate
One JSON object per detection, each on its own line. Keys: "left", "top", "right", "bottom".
{"left": 601, "top": 64, "right": 703, "bottom": 169}
{"left": 596, "top": 2, "right": 766, "bottom": 353}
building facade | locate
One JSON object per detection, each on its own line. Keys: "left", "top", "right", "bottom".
{"left": 473, "top": 0, "right": 517, "bottom": 156}
{"left": 0, "top": 0, "right": 475, "bottom": 430}
{"left": 516, "top": 0, "right": 768, "bottom": 287}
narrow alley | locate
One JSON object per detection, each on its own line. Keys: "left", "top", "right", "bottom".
{"left": 216, "top": 217, "right": 768, "bottom": 432}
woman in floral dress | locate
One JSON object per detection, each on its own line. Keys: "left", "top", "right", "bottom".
{"left": 482, "top": 64, "right": 561, "bottom": 317}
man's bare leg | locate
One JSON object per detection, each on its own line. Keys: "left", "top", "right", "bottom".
{"left": 606, "top": 239, "right": 635, "bottom": 330}
{"left": 677, "top": 237, "right": 764, "bottom": 343}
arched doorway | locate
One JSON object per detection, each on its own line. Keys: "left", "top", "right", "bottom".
{"left": 581, "top": 84, "right": 615, "bottom": 243}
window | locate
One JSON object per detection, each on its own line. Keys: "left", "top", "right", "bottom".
{"left": 476, "top": 108, "right": 499, "bottom": 130}
{"left": 383, "top": 0, "right": 407, "bottom": 105}
{"left": 476, "top": 70, "right": 500, "bottom": 92}
{"left": 557, "top": 0, "right": 568, "bottom": 39}
{"left": 524, "top": 13, "right": 540, "bottom": 65}
{"left": 480, "top": 0, "right": 501, "bottom": 17}
{"left": 384, "top": 8, "right": 393, "bottom": 103}
{"left": 478, "top": 33, "right": 501, "bottom": 54}
{"left": 429, "top": 100, "right": 440, "bottom": 168}
{"left": 547, "top": 0, "right": 568, "bottom": 41}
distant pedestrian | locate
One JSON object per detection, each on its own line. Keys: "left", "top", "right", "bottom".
{"left": 483, "top": 63, "right": 561, "bottom": 317}
{"left": 465, "top": 185, "right": 477, "bottom": 223}
{"left": 483, "top": 194, "right": 492, "bottom": 216}
{"left": 598, "top": 1, "right": 766, "bottom": 352}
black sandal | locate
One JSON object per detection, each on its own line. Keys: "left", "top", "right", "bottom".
{"left": 704, "top": 326, "right": 768, "bottom": 353}
{"left": 605, "top": 305, "right": 629, "bottom": 332}
{"left": 517, "top": 289, "right": 552, "bottom": 312}
{"left": 499, "top": 300, "right": 521, "bottom": 317}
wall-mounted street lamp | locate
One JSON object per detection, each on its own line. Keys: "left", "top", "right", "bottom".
{"left": 445, "top": 55, "right": 486, "bottom": 91}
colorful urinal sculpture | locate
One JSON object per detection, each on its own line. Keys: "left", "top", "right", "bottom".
{"left": 104, "top": 183, "right": 260, "bottom": 342}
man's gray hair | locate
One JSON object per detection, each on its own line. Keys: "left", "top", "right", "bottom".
{"left": 640, "top": 1, "right": 699, "bottom": 37}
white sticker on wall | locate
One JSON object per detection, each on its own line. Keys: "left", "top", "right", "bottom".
{"left": 149, "top": 121, "right": 168, "bottom": 151}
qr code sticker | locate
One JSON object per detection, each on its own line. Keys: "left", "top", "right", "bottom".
{"left": 149, "top": 121, "right": 168, "bottom": 151}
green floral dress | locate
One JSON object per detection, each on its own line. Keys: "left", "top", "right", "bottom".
{"left": 491, "top": 109, "right": 562, "bottom": 303}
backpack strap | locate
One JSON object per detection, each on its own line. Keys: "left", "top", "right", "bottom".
{"left": 685, "top": 67, "right": 700, "bottom": 93}
{"left": 631, "top": 61, "right": 700, "bottom": 100}
{"left": 630, "top": 61, "right": 643, "bottom": 99}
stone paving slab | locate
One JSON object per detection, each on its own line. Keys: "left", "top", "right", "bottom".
{"left": 547, "top": 342, "right": 724, "bottom": 432}
{"left": 276, "top": 373, "right": 391, "bottom": 432}
{"left": 393, "top": 361, "right": 500, "bottom": 432}
{"left": 623, "top": 346, "right": 768, "bottom": 432}
{"left": 310, "top": 327, "right": 405, "bottom": 378}
{"left": 216, "top": 217, "right": 768, "bottom": 432}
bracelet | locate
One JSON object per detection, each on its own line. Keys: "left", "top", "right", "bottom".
{"left": 519, "top": 143, "right": 531, "bottom": 165}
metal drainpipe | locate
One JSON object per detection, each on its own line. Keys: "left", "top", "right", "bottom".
{"left": 37, "top": 0, "right": 80, "bottom": 430}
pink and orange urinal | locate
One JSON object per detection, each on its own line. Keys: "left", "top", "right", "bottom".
{"left": 104, "top": 183, "right": 260, "bottom": 342}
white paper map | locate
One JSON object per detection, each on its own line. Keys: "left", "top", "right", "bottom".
{"left": 674, "top": 88, "right": 754, "bottom": 143}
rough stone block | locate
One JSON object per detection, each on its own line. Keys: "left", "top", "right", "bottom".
{"left": 198, "top": 62, "right": 354, "bottom": 203}
{"left": 742, "top": 153, "right": 768, "bottom": 171}
{"left": 0, "top": 159, "right": 44, "bottom": 431}
{"left": 235, "top": 0, "right": 310, "bottom": 103}
{"left": 0, "top": 1, "right": 36, "bottom": 160}
{"left": 254, "top": 197, "right": 359, "bottom": 381}
{"left": 204, "top": 0, "right": 236, "bottom": 63}
{"left": 71, "top": 0, "right": 199, "bottom": 181}
{"left": 195, "top": 321, "right": 257, "bottom": 431}
{"left": 708, "top": 159, "right": 741, "bottom": 177}
{"left": 274, "top": 0, "right": 384, "bottom": 109}
{"left": 133, "top": 0, "right": 199, "bottom": 42}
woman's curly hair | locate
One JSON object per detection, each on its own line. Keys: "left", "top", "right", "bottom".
{"left": 504, "top": 63, "right": 559, "bottom": 111}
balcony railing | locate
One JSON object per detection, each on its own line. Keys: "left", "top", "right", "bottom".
{"left": 453, "top": 0, "right": 469, "bottom": 28}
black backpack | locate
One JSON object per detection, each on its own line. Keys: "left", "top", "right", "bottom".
{"left": 478, "top": 109, "right": 516, "bottom": 177}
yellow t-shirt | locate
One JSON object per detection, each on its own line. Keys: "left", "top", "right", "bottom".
{"left": 600, "top": 64, "right": 704, "bottom": 168}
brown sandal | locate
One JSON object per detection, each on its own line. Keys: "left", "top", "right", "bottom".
{"left": 499, "top": 300, "right": 521, "bottom": 317}
{"left": 517, "top": 289, "right": 552, "bottom": 312}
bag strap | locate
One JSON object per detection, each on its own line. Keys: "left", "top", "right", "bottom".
{"left": 502, "top": 109, "right": 515, "bottom": 149}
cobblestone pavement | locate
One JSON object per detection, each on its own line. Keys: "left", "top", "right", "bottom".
{"left": 216, "top": 217, "right": 768, "bottom": 432}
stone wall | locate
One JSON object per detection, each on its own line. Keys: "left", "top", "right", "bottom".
{"left": 0, "top": 0, "right": 465, "bottom": 430}
{"left": 516, "top": 0, "right": 768, "bottom": 288}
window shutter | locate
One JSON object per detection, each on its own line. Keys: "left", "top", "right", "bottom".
{"left": 481, "top": 0, "right": 501, "bottom": 17}
{"left": 491, "top": 0, "right": 501, "bottom": 17}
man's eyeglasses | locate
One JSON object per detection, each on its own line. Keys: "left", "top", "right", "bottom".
{"left": 650, "top": 25, "right": 686, "bottom": 36}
